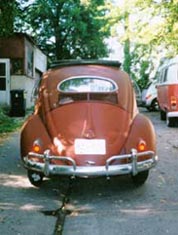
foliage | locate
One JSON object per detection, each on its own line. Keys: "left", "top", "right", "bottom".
{"left": 108, "top": 0, "right": 178, "bottom": 89}
{"left": 2, "top": 0, "right": 178, "bottom": 88}
{"left": 16, "top": 0, "right": 110, "bottom": 62}
{"left": 0, "top": 0, "right": 18, "bottom": 36}
{"left": 158, "top": 0, "right": 178, "bottom": 55}
{"left": 0, "top": 107, "right": 23, "bottom": 133}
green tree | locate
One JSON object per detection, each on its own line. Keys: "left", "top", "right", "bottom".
{"left": 108, "top": 0, "right": 168, "bottom": 88}
{"left": 18, "top": 0, "right": 109, "bottom": 61}
{"left": 0, "top": 0, "right": 29, "bottom": 37}
{"left": 157, "top": 0, "right": 178, "bottom": 55}
{"left": 107, "top": 1, "right": 133, "bottom": 74}
{"left": 0, "top": 0, "right": 18, "bottom": 36}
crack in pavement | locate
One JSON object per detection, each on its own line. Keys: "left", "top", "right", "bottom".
{"left": 53, "top": 179, "right": 73, "bottom": 235}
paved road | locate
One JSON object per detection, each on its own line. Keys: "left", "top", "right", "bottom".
{"left": 0, "top": 132, "right": 66, "bottom": 235}
{"left": 1, "top": 108, "right": 178, "bottom": 234}
{"left": 62, "top": 109, "right": 178, "bottom": 235}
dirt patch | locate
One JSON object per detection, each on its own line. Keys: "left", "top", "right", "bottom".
{"left": 0, "top": 133, "right": 10, "bottom": 145}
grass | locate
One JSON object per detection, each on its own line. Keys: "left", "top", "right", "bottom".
{"left": 0, "top": 106, "right": 25, "bottom": 134}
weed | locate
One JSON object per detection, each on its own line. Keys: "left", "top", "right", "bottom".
{"left": 0, "top": 107, "right": 24, "bottom": 134}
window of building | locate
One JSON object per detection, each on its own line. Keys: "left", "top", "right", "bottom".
{"left": 27, "top": 47, "right": 34, "bottom": 77}
{"left": 11, "top": 58, "right": 23, "bottom": 75}
{"left": 0, "top": 63, "right": 6, "bottom": 90}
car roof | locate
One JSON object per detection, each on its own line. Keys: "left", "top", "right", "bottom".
{"left": 46, "top": 60, "right": 129, "bottom": 91}
{"left": 50, "top": 59, "right": 121, "bottom": 69}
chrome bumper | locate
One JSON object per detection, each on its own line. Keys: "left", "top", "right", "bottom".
{"left": 167, "top": 111, "right": 178, "bottom": 118}
{"left": 23, "top": 149, "right": 158, "bottom": 178}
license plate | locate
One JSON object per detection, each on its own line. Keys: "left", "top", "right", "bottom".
{"left": 74, "top": 139, "right": 106, "bottom": 155}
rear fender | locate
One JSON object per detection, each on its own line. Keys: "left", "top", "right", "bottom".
{"left": 20, "top": 115, "right": 52, "bottom": 159}
{"left": 124, "top": 113, "right": 156, "bottom": 158}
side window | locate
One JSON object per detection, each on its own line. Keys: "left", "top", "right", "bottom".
{"left": 155, "top": 71, "right": 160, "bottom": 83}
{"left": 166, "top": 64, "right": 178, "bottom": 83}
{"left": 162, "top": 68, "right": 168, "bottom": 82}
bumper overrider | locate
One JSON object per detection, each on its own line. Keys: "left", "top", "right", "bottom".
{"left": 23, "top": 149, "right": 158, "bottom": 178}
{"left": 23, "top": 149, "right": 158, "bottom": 177}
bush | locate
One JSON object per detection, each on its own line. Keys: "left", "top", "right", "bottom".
{"left": 0, "top": 107, "right": 23, "bottom": 133}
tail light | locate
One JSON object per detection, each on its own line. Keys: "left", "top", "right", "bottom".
{"left": 170, "top": 96, "right": 177, "bottom": 109}
{"left": 137, "top": 139, "right": 147, "bottom": 152}
{"left": 32, "top": 139, "right": 42, "bottom": 153}
{"left": 146, "top": 94, "right": 152, "bottom": 100}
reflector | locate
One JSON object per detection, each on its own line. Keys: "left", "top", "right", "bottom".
{"left": 137, "top": 140, "right": 146, "bottom": 152}
{"left": 33, "top": 144, "right": 41, "bottom": 153}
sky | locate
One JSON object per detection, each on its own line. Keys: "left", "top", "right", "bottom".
{"left": 105, "top": 37, "right": 123, "bottom": 62}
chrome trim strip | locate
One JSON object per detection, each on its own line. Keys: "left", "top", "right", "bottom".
{"left": 57, "top": 75, "right": 118, "bottom": 93}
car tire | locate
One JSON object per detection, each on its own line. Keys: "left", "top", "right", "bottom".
{"left": 146, "top": 99, "right": 158, "bottom": 112}
{"left": 151, "top": 99, "right": 158, "bottom": 111}
{"left": 166, "top": 116, "right": 176, "bottom": 127}
{"left": 131, "top": 170, "right": 149, "bottom": 186}
{"left": 160, "top": 110, "right": 166, "bottom": 120}
{"left": 27, "top": 170, "right": 44, "bottom": 187}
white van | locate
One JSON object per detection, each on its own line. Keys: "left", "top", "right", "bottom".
{"left": 156, "top": 56, "right": 178, "bottom": 127}
{"left": 142, "top": 81, "right": 158, "bottom": 111}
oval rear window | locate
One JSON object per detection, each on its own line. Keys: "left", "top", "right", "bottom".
{"left": 58, "top": 76, "right": 118, "bottom": 93}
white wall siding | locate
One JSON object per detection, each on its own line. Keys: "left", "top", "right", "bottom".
{"left": 34, "top": 47, "right": 47, "bottom": 73}
{"left": 11, "top": 75, "right": 35, "bottom": 108}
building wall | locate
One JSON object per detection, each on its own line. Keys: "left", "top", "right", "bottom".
{"left": 34, "top": 47, "right": 47, "bottom": 73}
{"left": 25, "top": 38, "right": 34, "bottom": 77}
{"left": 0, "top": 33, "right": 47, "bottom": 109}
{"left": 0, "top": 34, "right": 24, "bottom": 59}
{"left": 10, "top": 75, "right": 35, "bottom": 108}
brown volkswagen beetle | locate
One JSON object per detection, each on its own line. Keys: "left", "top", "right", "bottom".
{"left": 20, "top": 60, "right": 158, "bottom": 187}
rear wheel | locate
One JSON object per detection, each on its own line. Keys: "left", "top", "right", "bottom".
{"left": 151, "top": 99, "right": 159, "bottom": 111}
{"left": 27, "top": 170, "right": 44, "bottom": 187}
{"left": 147, "top": 99, "right": 158, "bottom": 111}
{"left": 160, "top": 110, "right": 166, "bottom": 120}
{"left": 132, "top": 170, "right": 149, "bottom": 186}
{"left": 166, "top": 116, "right": 176, "bottom": 127}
